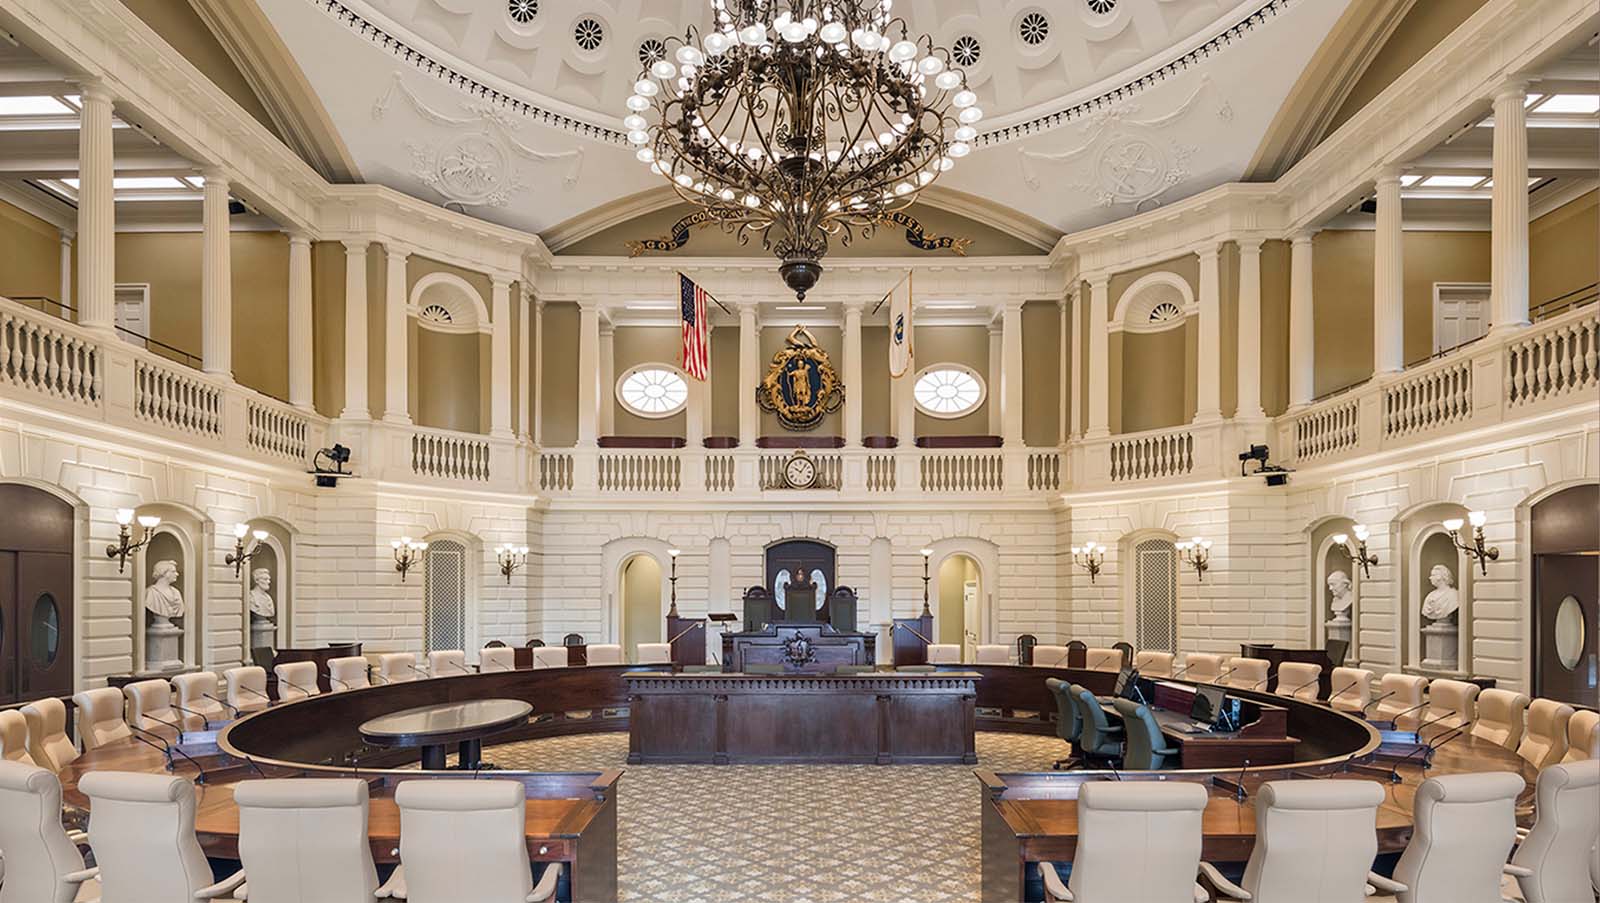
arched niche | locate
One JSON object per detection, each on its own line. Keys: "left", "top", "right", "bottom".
{"left": 131, "top": 502, "right": 209, "bottom": 674}
{"left": 619, "top": 553, "right": 664, "bottom": 662}
{"left": 1112, "top": 271, "right": 1197, "bottom": 433}
{"left": 925, "top": 538, "right": 999, "bottom": 652}
{"left": 408, "top": 272, "right": 488, "bottom": 434}
{"left": 420, "top": 531, "right": 482, "bottom": 654}
{"left": 1120, "top": 529, "right": 1179, "bottom": 654}
{"left": 1307, "top": 516, "right": 1360, "bottom": 661}
{"left": 600, "top": 536, "right": 674, "bottom": 646}
{"left": 240, "top": 517, "right": 296, "bottom": 656}
{"left": 1397, "top": 502, "right": 1473, "bottom": 677}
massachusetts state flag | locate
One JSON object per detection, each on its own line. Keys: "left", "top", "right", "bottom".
{"left": 887, "top": 271, "right": 913, "bottom": 378}
{"left": 680, "top": 273, "right": 710, "bottom": 380}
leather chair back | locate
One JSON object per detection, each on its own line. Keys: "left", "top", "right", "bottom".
{"left": 1072, "top": 685, "right": 1122, "bottom": 758}
{"left": 0, "top": 710, "right": 34, "bottom": 765}
{"left": 1560, "top": 709, "right": 1598, "bottom": 763}
{"left": 925, "top": 643, "right": 960, "bottom": 664}
{"left": 1112, "top": 698, "right": 1176, "bottom": 770}
{"left": 234, "top": 778, "right": 379, "bottom": 903}
{"left": 1517, "top": 699, "right": 1575, "bottom": 769}
{"left": 123, "top": 679, "right": 183, "bottom": 735}
{"left": 1392, "top": 771, "right": 1523, "bottom": 903}
{"left": 1470, "top": 689, "right": 1530, "bottom": 750}
{"left": 0, "top": 760, "right": 87, "bottom": 903}
{"left": 1016, "top": 634, "right": 1038, "bottom": 665}
{"left": 1225, "top": 657, "right": 1271, "bottom": 691}
{"left": 635, "top": 643, "right": 672, "bottom": 665}
{"left": 1327, "top": 667, "right": 1372, "bottom": 713}
{"left": 394, "top": 779, "right": 535, "bottom": 903}
{"left": 1420, "top": 678, "right": 1479, "bottom": 731}
{"left": 70, "top": 686, "right": 132, "bottom": 751}
{"left": 1374, "top": 674, "right": 1430, "bottom": 730}
{"left": 532, "top": 646, "right": 569, "bottom": 668}
{"left": 975, "top": 644, "right": 1010, "bottom": 665}
{"left": 20, "top": 697, "right": 78, "bottom": 772}
{"left": 427, "top": 650, "right": 469, "bottom": 676}
{"left": 1046, "top": 678, "right": 1079, "bottom": 745}
{"left": 1069, "top": 781, "right": 1207, "bottom": 903}
{"left": 1510, "top": 759, "right": 1600, "bottom": 903}
{"left": 585, "top": 644, "right": 624, "bottom": 665}
{"left": 1274, "top": 662, "right": 1323, "bottom": 701}
{"left": 223, "top": 665, "right": 270, "bottom": 712}
{"left": 274, "top": 661, "right": 321, "bottom": 701}
{"left": 1084, "top": 647, "right": 1121, "bottom": 671}
{"left": 171, "top": 672, "right": 226, "bottom": 725}
{"left": 80, "top": 770, "right": 217, "bottom": 901}
{"left": 378, "top": 652, "right": 418, "bottom": 684}
{"left": 479, "top": 647, "right": 517, "bottom": 673}
{"left": 327, "top": 655, "right": 371, "bottom": 691}
{"left": 1183, "top": 653, "right": 1223, "bottom": 684}
{"left": 1032, "top": 645, "right": 1071, "bottom": 668}
{"left": 1132, "top": 651, "right": 1174, "bottom": 678}
{"left": 1242, "top": 779, "right": 1385, "bottom": 902}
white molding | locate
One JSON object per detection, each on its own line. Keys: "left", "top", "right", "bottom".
{"left": 1110, "top": 270, "right": 1197, "bottom": 335}
{"left": 408, "top": 270, "right": 490, "bottom": 335}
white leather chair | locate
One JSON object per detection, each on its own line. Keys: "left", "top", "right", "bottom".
{"left": 1510, "top": 759, "right": 1600, "bottom": 903}
{"left": 327, "top": 655, "right": 372, "bottom": 692}
{"left": 0, "top": 710, "right": 35, "bottom": 765}
{"left": 532, "top": 646, "right": 569, "bottom": 669}
{"left": 1032, "top": 645, "right": 1071, "bottom": 668}
{"left": 925, "top": 644, "right": 960, "bottom": 664}
{"left": 378, "top": 652, "right": 419, "bottom": 684}
{"left": 70, "top": 687, "right": 132, "bottom": 752}
{"left": 123, "top": 678, "right": 185, "bottom": 736}
{"left": 1560, "top": 709, "right": 1598, "bottom": 763}
{"left": 233, "top": 778, "right": 379, "bottom": 903}
{"left": 79, "top": 770, "right": 246, "bottom": 901}
{"left": 1470, "top": 689, "right": 1530, "bottom": 751}
{"left": 1039, "top": 781, "right": 1217, "bottom": 903}
{"left": 1517, "top": 699, "right": 1574, "bottom": 770}
{"left": 172, "top": 672, "right": 227, "bottom": 726}
{"left": 427, "top": 650, "right": 471, "bottom": 676}
{"left": 1212, "top": 779, "right": 1404, "bottom": 903}
{"left": 384, "top": 779, "right": 562, "bottom": 903}
{"left": 0, "top": 760, "right": 94, "bottom": 903}
{"left": 1419, "top": 678, "right": 1479, "bottom": 734}
{"left": 1084, "top": 647, "right": 1121, "bottom": 672}
{"left": 223, "top": 665, "right": 271, "bottom": 713}
{"left": 975, "top": 644, "right": 1011, "bottom": 665}
{"left": 1274, "top": 662, "right": 1323, "bottom": 701}
{"left": 1182, "top": 653, "right": 1224, "bottom": 684}
{"left": 1374, "top": 674, "right": 1430, "bottom": 731}
{"left": 1391, "top": 771, "right": 1525, "bottom": 903}
{"left": 1133, "top": 651, "right": 1175, "bottom": 678}
{"left": 585, "top": 644, "right": 624, "bottom": 665}
{"left": 274, "top": 661, "right": 321, "bottom": 702}
{"left": 1327, "top": 667, "right": 1373, "bottom": 714}
{"left": 21, "top": 697, "right": 79, "bottom": 772}
{"left": 1225, "top": 657, "right": 1271, "bottom": 692}
{"left": 479, "top": 647, "right": 517, "bottom": 673}
{"left": 635, "top": 642, "right": 672, "bottom": 665}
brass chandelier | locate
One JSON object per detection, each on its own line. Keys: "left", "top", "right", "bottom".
{"left": 624, "top": 0, "right": 981, "bottom": 300}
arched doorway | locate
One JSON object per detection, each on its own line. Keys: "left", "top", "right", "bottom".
{"left": 1530, "top": 483, "right": 1598, "bottom": 705}
{"left": 620, "top": 554, "right": 663, "bottom": 662}
{"left": 0, "top": 484, "right": 75, "bottom": 703}
{"left": 936, "top": 554, "right": 982, "bottom": 660}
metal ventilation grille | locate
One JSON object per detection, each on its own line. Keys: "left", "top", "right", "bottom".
{"left": 507, "top": 0, "right": 538, "bottom": 25}
{"left": 1019, "top": 11, "right": 1050, "bottom": 45}
{"left": 952, "top": 35, "right": 981, "bottom": 68}
{"left": 424, "top": 540, "right": 467, "bottom": 653}
{"left": 574, "top": 17, "right": 604, "bottom": 51}
{"left": 1135, "top": 538, "right": 1178, "bottom": 652}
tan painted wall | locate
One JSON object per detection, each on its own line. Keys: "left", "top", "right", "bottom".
{"left": 862, "top": 325, "right": 891, "bottom": 438}
{"left": 1021, "top": 301, "right": 1061, "bottom": 446}
{"left": 913, "top": 324, "right": 990, "bottom": 437}
{"left": 710, "top": 326, "right": 739, "bottom": 438}
{"left": 621, "top": 554, "right": 663, "bottom": 658}
{"left": 611, "top": 325, "right": 687, "bottom": 438}
{"left": 540, "top": 303, "right": 579, "bottom": 446}
{"left": 1326, "top": 0, "right": 1491, "bottom": 135}
{"left": 937, "top": 555, "right": 978, "bottom": 645}
{"left": 0, "top": 200, "right": 67, "bottom": 306}
{"left": 311, "top": 241, "right": 345, "bottom": 419}
{"left": 1530, "top": 190, "right": 1598, "bottom": 309}
{"left": 414, "top": 330, "right": 481, "bottom": 433}
{"left": 1108, "top": 256, "right": 1199, "bottom": 433}
{"left": 1260, "top": 240, "right": 1292, "bottom": 417}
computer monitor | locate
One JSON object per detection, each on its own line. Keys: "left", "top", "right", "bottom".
{"left": 1113, "top": 667, "right": 1140, "bottom": 700}
{"left": 1190, "top": 684, "right": 1228, "bottom": 726}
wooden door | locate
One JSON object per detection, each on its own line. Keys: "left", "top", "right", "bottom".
{"left": 1534, "top": 554, "right": 1598, "bottom": 706}
{"left": 0, "top": 485, "right": 76, "bottom": 703}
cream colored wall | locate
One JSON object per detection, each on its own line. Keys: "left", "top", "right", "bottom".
{"left": 913, "top": 324, "right": 990, "bottom": 437}
{"left": 1326, "top": 0, "right": 1492, "bottom": 135}
{"left": 611, "top": 325, "right": 687, "bottom": 438}
{"left": 0, "top": 200, "right": 66, "bottom": 306}
{"left": 541, "top": 302, "right": 579, "bottom": 446}
{"left": 1021, "top": 301, "right": 1061, "bottom": 446}
{"left": 1530, "top": 190, "right": 1598, "bottom": 308}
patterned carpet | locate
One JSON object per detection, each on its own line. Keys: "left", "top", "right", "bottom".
{"left": 479, "top": 730, "right": 1066, "bottom": 903}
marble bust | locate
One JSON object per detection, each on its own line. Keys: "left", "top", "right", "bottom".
{"left": 1421, "top": 564, "right": 1460, "bottom": 623}
{"left": 143, "top": 559, "right": 186, "bottom": 622}
{"left": 1326, "top": 570, "right": 1354, "bottom": 615}
{"left": 248, "top": 568, "right": 276, "bottom": 619}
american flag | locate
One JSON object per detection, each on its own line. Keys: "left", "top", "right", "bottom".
{"left": 680, "top": 273, "right": 710, "bottom": 380}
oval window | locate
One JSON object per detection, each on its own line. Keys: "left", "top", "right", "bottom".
{"left": 1553, "top": 595, "right": 1585, "bottom": 671}
{"left": 617, "top": 365, "right": 689, "bottom": 418}
{"left": 31, "top": 593, "right": 60, "bottom": 665}
{"left": 913, "top": 365, "right": 986, "bottom": 418}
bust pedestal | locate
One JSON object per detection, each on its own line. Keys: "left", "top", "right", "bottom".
{"left": 1325, "top": 612, "right": 1352, "bottom": 647}
{"left": 250, "top": 614, "right": 276, "bottom": 653}
{"left": 145, "top": 616, "right": 184, "bottom": 672}
{"left": 1421, "top": 621, "right": 1459, "bottom": 671}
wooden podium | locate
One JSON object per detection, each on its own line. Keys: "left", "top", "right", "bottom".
{"left": 666, "top": 615, "right": 706, "bottom": 666}
{"left": 721, "top": 622, "right": 876, "bottom": 673}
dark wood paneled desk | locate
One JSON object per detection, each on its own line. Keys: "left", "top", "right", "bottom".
{"left": 1135, "top": 680, "right": 1299, "bottom": 768}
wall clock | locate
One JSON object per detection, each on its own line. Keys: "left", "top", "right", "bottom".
{"left": 784, "top": 451, "right": 818, "bottom": 489}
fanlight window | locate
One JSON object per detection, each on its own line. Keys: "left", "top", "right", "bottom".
{"left": 618, "top": 365, "right": 689, "bottom": 418}
{"left": 914, "top": 366, "right": 986, "bottom": 418}
{"left": 1149, "top": 302, "right": 1182, "bottom": 324}
{"left": 419, "top": 303, "right": 454, "bottom": 325}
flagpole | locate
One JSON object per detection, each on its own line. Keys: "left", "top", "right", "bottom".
{"left": 680, "top": 270, "right": 733, "bottom": 315}
{"left": 869, "top": 269, "right": 912, "bottom": 316}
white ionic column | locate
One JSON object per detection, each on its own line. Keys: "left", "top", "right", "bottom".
{"left": 76, "top": 83, "right": 115, "bottom": 331}
{"left": 1058, "top": 294, "right": 1070, "bottom": 445}
{"left": 286, "top": 233, "right": 313, "bottom": 410}
{"left": 1288, "top": 233, "right": 1316, "bottom": 409}
{"left": 58, "top": 230, "right": 73, "bottom": 312}
{"left": 987, "top": 321, "right": 1002, "bottom": 435}
{"left": 1236, "top": 238, "right": 1265, "bottom": 421}
{"left": 597, "top": 319, "right": 615, "bottom": 438}
{"left": 577, "top": 302, "right": 601, "bottom": 446}
{"left": 842, "top": 300, "right": 864, "bottom": 446}
{"left": 200, "top": 171, "right": 233, "bottom": 377}
{"left": 1195, "top": 243, "right": 1223, "bottom": 423}
{"left": 1373, "top": 171, "right": 1406, "bottom": 375}
{"left": 339, "top": 240, "right": 370, "bottom": 421}
{"left": 490, "top": 275, "right": 514, "bottom": 439}
{"left": 1085, "top": 274, "right": 1110, "bottom": 439}
{"left": 1490, "top": 82, "right": 1530, "bottom": 332}
{"left": 1001, "top": 299, "right": 1024, "bottom": 447}
{"left": 381, "top": 245, "right": 411, "bottom": 424}
{"left": 737, "top": 305, "right": 759, "bottom": 447}
{"left": 532, "top": 297, "right": 545, "bottom": 446}
{"left": 517, "top": 287, "right": 531, "bottom": 440}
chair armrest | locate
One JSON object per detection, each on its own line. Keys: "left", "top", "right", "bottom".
{"left": 1502, "top": 863, "right": 1533, "bottom": 878}
{"left": 1365, "top": 872, "right": 1407, "bottom": 894}
{"left": 67, "top": 829, "right": 89, "bottom": 845}
{"left": 527, "top": 862, "right": 563, "bottom": 902}
{"left": 1198, "top": 861, "right": 1250, "bottom": 900}
{"left": 195, "top": 868, "right": 248, "bottom": 900}
{"left": 376, "top": 864, "right": 407, "bottom": 899}
{"left": 63, "top": 866, "right": 101, "bottom": 885}
{"left": 1514, "top": 826, "right": 1530, "bottom": 840}
{"left": 1040, "top": 862, "right": 1073, "bottom": 901}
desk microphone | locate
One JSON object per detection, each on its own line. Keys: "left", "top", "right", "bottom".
{"left": 1247, "top": 676, "right": 1271, "bottom": 690}
{"left": 441, "top": 661, "right": 472, "bottom": 675}
{"left": 1326, "top": 682, "right": 1359, "bottom": 707}
{"left": 1414, "top": 710, "right": 1461, "bottom": 736}
{"left": 128, "top": 723, "right": 210, "bottom": 784}
{"left": 235, "top": 684, "right": 274, "bottom": 707}
{"left": 128, "top": 721, "right": 171, "bottom": 755}
{"left": 201, "top": 693, "right": 241, "bottom": 718}
{"left": 1213, "top": 667, "right": 1237, "bottom": 685}
{"left": 1233, "top": 759, "right": 1251, "bottom": 801}
{"left": 1388, "top": 725, "right": 1468, "bottom": 781}
{"left": 1169, "top": 663, "right": 1195, "bottom": 680}
{"left": 242, "top": 754, "right": 268, "bottom": 778}
{"left": 371, "top": 673, "right": 392, "bottom": 685}
{"left": 406, "top": 663, "right": 433, "bottom": 680}
{"left": 170, "top": 701, "right": 214, "bottom": 727}
{"left": 1286, "top": 676, "right": 1322, "bottom": 698}
{"left": 1387, "top": 700, "right": 1430, "bottom": 727}
{"left": 1361, "top": 690, "right": 1397, "bottom": 715}
{"left": 280, "top": 677, "right": 318, "bottom": 699}
{"left": 328, "top": 674, "right": 355, "bottom": 691}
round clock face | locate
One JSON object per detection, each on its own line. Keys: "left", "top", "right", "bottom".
{"left": 785, "top": 455, "right": 817, "bottom": 488}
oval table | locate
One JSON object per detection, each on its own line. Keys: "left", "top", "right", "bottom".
{"left": 359, "top": 697, "right": 533, "bottom": 770}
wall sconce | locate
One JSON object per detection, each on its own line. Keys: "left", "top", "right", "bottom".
{"left": 225, "top": 523, "right": 270, "bottom": 578}
{"left": 392, "top": 537, "right": 427, "bottom": 582}
{"left": 1331, "top": 524, "right": 1379, "bottom": 579}
{"left": 1443, "top": 510, "right": 1498, "bottom": 575}
{"left": 667, "top": 548, "right": 681, "bottom": 616}
{"left": 106, "top": 508, "right": 161, "bottom": 574}
{"left": 1071, "top": 541, "right": 1105, "bottom": 583}
{"left": 496, "top": 544, "right": 528, "bottom": 584}
{"left": 1176, "top": 536, "right": 1212, "bottom": 582}
{"left": 920, "top": 548, "right": 934, "bottom": 616}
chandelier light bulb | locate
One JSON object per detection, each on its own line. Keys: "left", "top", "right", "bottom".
{"left": 704, "top": 32, "right": 730, "bottom": 54}
{"left": 947, "top": 142, "right": 971, "bottom": 157}
{"left": 675, "top": 46, "right": 704, "bottom": 66}
{"left": 634, "top": 79, "right": 658, "bottom": 97}
{"left": 1468, "top": 510, "right": 1487, "bottom": 528}
{"left": 1442, "top": 518, "right": 1465, "bottom": 532}
{"left": 628, "top": 130, "right": 650, "bottom": 145}
{"left": 138, "top": 515, "right": 161, "bottom": 529}
{"left": 958, "top": 106, "right": 984, "bottom": 124}
{"left": 626, "top": 94, "right": 651, "bottom": 112}
{"left": 952, "top": 90, "right": 977, "bottom": 108}
{"left": 650, "top": 60, "right": 677, "bottom": 79}
{"left": 624, "top": 114, "right": 647, "bottom": 131}
{"left": 819, "top": 21, "right": 847, "bottom": 43}
{"left": 740, "top": 24, "right": 767, "bottom": 45}
{"left": 935, "top": 70, "right": 963, "bottom": 90}
{"left": 782, "top": 21, "right": 809, "bottom": 42}
{"left": 918, "top": 55, "right": 944, "bottom": 75}
{"left": 889, "top": 40, "right": 918, "bottom": 62}
{"left": 938, "top": 156, "right": 954, "bottom": 171}
{"left": 954, "top": 125, "right": 977, "bottom": 141}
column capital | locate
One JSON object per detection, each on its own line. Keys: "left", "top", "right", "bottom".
{"left": 383, "top": 242, "right": 412, "bottom": 262}
{"left": 341, "top": 239, "right": 370, "bottom": 256}
{"left": 1235, "top": 237, "right": 1265, "bottom": 255}
{"left": 1290, "top": 230, "right": 1318, "bottom": 246}
{"left": 1492, "top": 79, "right": 1530, "bottom": 105}
{"left": 1374, "top": 167, "right": 1406, "bottom": 187}
{"left": 75, "top": 80, "right": 114, "bottom": 104}
{"left": 58, "top": 228, "right": 75, "bottom": 243}
{"left": 201, "top": 167, "right": 230, "bottom": 187}
{"left": 489, "top": 271, "right": 517, "bottom": 289}
{"left": 285, "top": 231, "right": 312, "bottom": 248}
{"left": 1191, "top": 241, "right": 1225, "bottom": 261}
{"left": 1083, "top": 270, "right": 1112, "bottom": 288}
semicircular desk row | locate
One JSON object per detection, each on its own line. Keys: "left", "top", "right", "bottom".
{"left": 55, "top": 663, "right": 1540, "bottom": 903}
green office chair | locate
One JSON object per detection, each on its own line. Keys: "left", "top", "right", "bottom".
{"left": 1113, "top": 697, "right": 1179, "bottom": 770}
{"left": 1071, "top": 684, "right": 1124, "bottom": 768}
{"left": 1046, "top": 678, "right": 1081, "bottom": 770}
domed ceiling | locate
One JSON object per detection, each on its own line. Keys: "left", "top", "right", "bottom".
{"left": 257, "top": 0, "right": 1354, "bottom": 245}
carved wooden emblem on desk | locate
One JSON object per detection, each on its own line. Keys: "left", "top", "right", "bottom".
{"left": 757, "top": 325, "right": 843, "bottom": 431}
{"left": 782, "top": 632, "right": 818, "bottom": 667}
